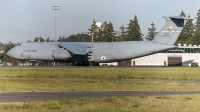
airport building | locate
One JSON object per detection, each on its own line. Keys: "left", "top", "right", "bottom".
{"left": 100, "top": 44, "right": 200, "bottom": 67}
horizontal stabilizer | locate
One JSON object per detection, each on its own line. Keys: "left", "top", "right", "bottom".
{"left": 169, "top": 16, "right": 193, "bottom": 20}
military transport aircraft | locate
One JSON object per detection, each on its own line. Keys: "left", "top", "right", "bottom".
{"left": 7, "top": 16, "right": 192, "bottom": 66}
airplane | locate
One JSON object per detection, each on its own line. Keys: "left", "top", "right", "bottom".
{"left": 7, "top": 16, "right": 192, "bottom": 66}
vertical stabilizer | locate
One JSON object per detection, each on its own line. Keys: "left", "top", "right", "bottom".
{"left": 153, "top": 16, "right": 193, "bottom": 45}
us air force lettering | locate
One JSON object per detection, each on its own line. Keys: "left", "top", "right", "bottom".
{"left": 7, "top": 16, "right": 192, "bottom": 66}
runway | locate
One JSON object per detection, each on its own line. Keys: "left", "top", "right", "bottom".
{"left": 0, "top": 91, "right": 200, "bottom": 102}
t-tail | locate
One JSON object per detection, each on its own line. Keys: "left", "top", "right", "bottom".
{"left": 153, "top": 16, "right": 193, "bottom": 45}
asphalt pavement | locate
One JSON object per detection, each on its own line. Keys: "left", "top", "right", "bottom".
{"left": 0, "top": 91, "right": 200, "bottom": 102}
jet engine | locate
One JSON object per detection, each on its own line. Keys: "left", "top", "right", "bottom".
{"left": 52, "top": 50, "right": 71, "bottom": 59}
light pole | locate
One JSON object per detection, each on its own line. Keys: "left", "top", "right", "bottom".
{"left": 50, "top": 5, "right": 60, "bottom": 42}
{"left": 50, "top": 5, "right": 59, "bottom": 66}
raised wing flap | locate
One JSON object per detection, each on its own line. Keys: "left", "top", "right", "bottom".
{"left": 58, "top": 43, "right": 88, "bottom": 55}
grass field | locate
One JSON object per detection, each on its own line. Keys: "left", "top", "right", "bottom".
{"left": 1, "top": 94, "right": 200, "bottom": 112}
{"left": 0, "top": 67, "right": 200, "bottom": 80}
{"left": 0, "top": 67, "right": 200, "bottom": 91}
{"left": 0, "top": 67, "right": 200, "bottom": 111}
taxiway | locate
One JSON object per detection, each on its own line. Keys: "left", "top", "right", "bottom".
{"left": 0, "top": 91, "right": 200, "bottom": 102}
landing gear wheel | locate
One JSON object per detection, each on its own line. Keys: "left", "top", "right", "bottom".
{"left": 91, "top": 63, "right": 99, "bottom": 66}
{"left": 94, "top": 63, "right": 99, "bottom": 66}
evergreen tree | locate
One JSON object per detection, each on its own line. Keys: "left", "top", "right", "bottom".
{"left": 190, "top": 29, "right": 200, "bottom": 45}
{"left": 34, "top": 37, "right": 38, "bottom": 42}
{"left": 57, "top": 36, "right": 62, "bottom": 42}
{"left": 46, "top": 37, "right": 54, "bottom": 42}
{"left": 87, "top": 20, "right": 116, "bottom": 42}
{"left": 195, "top": 9, "right": 200, "bottom": 30}
{"left": 146, "top": 22, "right": 158, "bottom": 41}
{"left": 67, "top": 35, "right": 76, "bottom": 42}
{"left": 65, "top": 33, "right": 90, "bottom": 42}
{"left": 119, "top": 25, "right": 127, "bottom": 41}
{"left": 184, "top": 15, "right": 194, "bottom": 44}
{"left": 188, "top": 9, "right": 200, "bottom": 45}
{"left": 179, "top": 10, "right": 186, "bottom": 17}
{"left": 75, "top": 34, "right": 90, "bottom": 42}
{"left": 93, "top": 21, "right": 104, "bottom": 42}
{"left": 46, "top": 37, "right": 50, "bottom": 42}
{"left": 38, "top": 37, "right": 45, "bottom": 42}
{"left": 175, "top": 11, "right": 194, "bottom": 45}
{"left": 33, "top": 37, "right": 45, "bottom": 42}
{"left": 108, "top": 22, "right": 117, "bottom": 42}
{"left": 61, "top": 36, "right": 66, "bottom": 42}
{"left": 101, "top": 21, "right": 116, "bottom": 42}
{"left": 125, "top": 15, "right": 143, "bottom": 41}
{"left": 87, "top": 20, "right": 99, "bottom": 42}
{"left": 3, "top": 42, "right": 17, "bottom": 64}
{"left": 99, "top": 21, "right": 107, "bottom": 41}
{"left": 125, "top": 18, "right": 134, "bottom": 41}
{"left": 57, "top": 36, "right": 66, "bottom": 42}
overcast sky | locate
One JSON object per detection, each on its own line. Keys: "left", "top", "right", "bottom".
{"left": 1, "top": 0, "right": 200, "bottom": 44}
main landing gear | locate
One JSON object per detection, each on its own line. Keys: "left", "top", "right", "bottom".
{"left": 71, "top": 62, "right": 99, "bottom": 66}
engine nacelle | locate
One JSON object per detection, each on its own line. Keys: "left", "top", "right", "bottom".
{"left": 52, "top": 50, "right": 71, "bottom": 59}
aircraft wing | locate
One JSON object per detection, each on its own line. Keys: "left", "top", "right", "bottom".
{"left": 58, "top": 43, "right": 88, "bottom": 55}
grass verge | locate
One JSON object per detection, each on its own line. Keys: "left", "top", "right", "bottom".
{"left": 1, "top": 94, "right": 200, "bottom": 112}
{"left": 0, "top": 67, "right": 200, "bottom": 91}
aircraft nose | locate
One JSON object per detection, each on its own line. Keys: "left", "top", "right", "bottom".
{"left": 7, "top": 48, "right": 16, "bottom": 58}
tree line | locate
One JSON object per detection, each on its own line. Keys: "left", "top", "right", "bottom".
{"left": 30, "top": 15, "right": 144, "bottom": 43}
{"left": 29, "top": 33, "right": 91, "bottom": 42}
